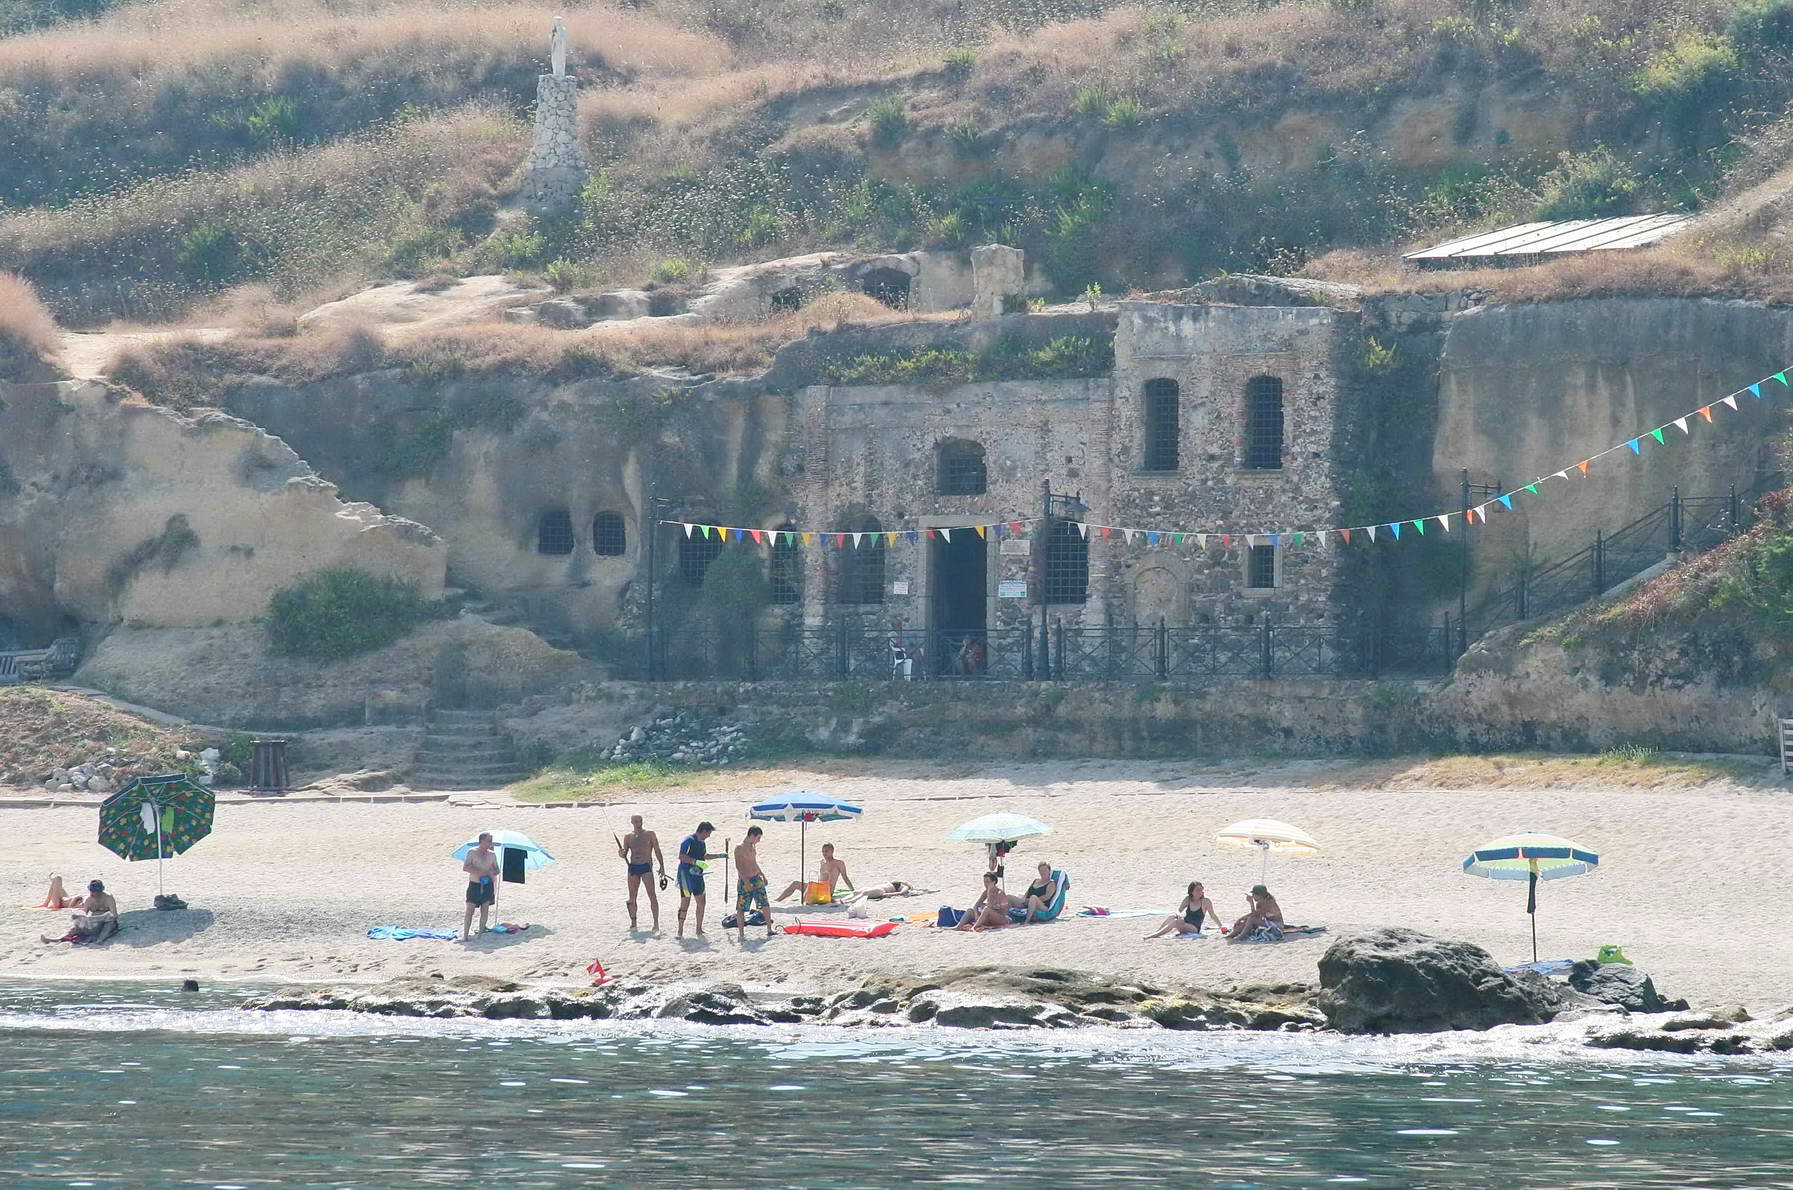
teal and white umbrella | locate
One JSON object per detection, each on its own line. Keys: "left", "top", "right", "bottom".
{"left": 1463, "top": 833, "right": 1600, "bottom": 962}
{"left": 946, "top": 813, "right": 1053, "bottom": 884}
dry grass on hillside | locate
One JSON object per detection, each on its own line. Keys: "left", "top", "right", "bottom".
{"left": 0, "top": 687, "right": 201, "bottom": 789}
{"left": 1307, "top": 748, "right": 1780, "bottom": 793}
{"left": 0, "top": 2, "right": 725, "bottom": 83}
{"left": 0, "top": 270, "right": 60, "bottom": 380}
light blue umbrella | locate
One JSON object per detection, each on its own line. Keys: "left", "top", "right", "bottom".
{"left": 747, "top": 794, "right": 862, "bottom": 888}
{"left": 452, "top": 830, "right": 557, "bottom": 871}
{"left": 946, "top": 812, "right": 1054, "bottom": 885}
{"left": 1463, "top": 833, "right": 1599, "bottom": 962}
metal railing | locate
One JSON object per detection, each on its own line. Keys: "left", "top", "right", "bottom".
{"left": 639, "top": 621, "right": 1453, "bottom": 684}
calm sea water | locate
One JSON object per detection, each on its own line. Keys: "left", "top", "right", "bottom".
{"left": 2, "top": 983, "right": 1791, "bottom": 1190}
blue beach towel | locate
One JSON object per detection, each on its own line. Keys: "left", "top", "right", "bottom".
{"left": 367, "top": 926, "right": 459, "bottom": 941}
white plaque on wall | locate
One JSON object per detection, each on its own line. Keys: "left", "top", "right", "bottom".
{"left": 997, "top": 580, "right": 1028, "bottom": 599}
{"left": 891, "top": 580, "right": 910, "bottom": 595}
{"left": 998, "top": 539, "right": 1031, "bottom": 556}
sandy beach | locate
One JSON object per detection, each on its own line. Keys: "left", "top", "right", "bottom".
{"left": 5, "top": 760, "right": 1789, "bottom": 1014}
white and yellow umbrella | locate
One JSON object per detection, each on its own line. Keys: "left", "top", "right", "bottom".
{"left": 1215, "top": 819, "right": 1320, "bottom": 885}
{"left": 1463, "top": 833, "right": 1600, "bottom": 963}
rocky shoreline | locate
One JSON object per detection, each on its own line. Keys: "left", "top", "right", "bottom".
{"left": 241, "top": 929, "right": 1793, "bottom": 1055}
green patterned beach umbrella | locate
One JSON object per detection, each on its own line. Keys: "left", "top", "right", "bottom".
{"left": 99, "top": 774, "right": 214, "bottom": 895}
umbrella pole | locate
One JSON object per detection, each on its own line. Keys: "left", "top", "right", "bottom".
{"left": 1527, "top": 865, "right": 1539, "bottom": 963}
{"left": 154, "top": 799, "right": 165, "bottom": 898}
{"left": 800, "top": 818, "right": 806, "bottom": 897}
{"left": 1259, "top": 843, "right": 1268, "bottom": 887}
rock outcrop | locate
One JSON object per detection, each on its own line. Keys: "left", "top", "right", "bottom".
{"left": 1316, "top": 928, "right": 1565, "bottom": 1033}
{"left": 1566, "top": 959, "right": 1690, "bottom": 1014}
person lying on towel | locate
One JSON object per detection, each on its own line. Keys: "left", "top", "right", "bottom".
{"left": 1225, "top": 885, "right": 1283, "bottom": 942}
{"left": 41, "top": 880, "right": 118, "bottom": 945}
{"left": 846, "top": 880, "right": 914, "bottom": 902}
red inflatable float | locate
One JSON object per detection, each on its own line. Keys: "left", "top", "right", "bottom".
{"left": 781, "top": 919, "right": 899, "bottom": 939}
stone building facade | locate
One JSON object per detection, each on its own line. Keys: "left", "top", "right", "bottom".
{"left": 781, "top": 300, "right": 1349, "bottom": 655}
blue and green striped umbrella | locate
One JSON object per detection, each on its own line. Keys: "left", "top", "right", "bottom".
{"left": 1463, "top": 833, "right": 1599, "bottom": 962}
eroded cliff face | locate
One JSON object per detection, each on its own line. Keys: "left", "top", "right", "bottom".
{"left": 0, "top": 379, "right": 444, "bottom": 643}
{"left": 1434, "top": 298, "right": 1793, "bottom": 613}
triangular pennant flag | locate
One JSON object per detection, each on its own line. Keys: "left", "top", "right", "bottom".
{"left": 1411, "top": 520, "right": 1425, "bottom": 536}
{"left": 1627, "top": 439, "right": 1641, "bottom": 454}
{"left": 1750, "top": 383, "right": 1763, "bottom": 398}
{"left": 731, "top": 528, "right": 745, "bottom": 542}
{"left": 1775, "top": 372, "right": 1788, "bottom": 386}
{"left": 1551, "top": 470, "right": 1569, "bottom": 481}
{"left": 1436, "top": 515, "right": 1450, "bottom": 532}
{"left": 1697, "top": 407, "right": 1713, "bottom": 423}
{"left": 1269, "top": 533, "right": 1281, "bottom": 547}
{"left": 1009, "top": 521, "right": 1023, "bottom": 535}
{"left": 970, "top": 524, "right": 984, "bottom": 538}
{"left": 1649, "top": 428, "right": 1664, "bottom": 445}
{"left": 1195, "top": 533, "right": 1207, "bottom": 549}
{"left": 1122, "top": 529, "right": 1137, "bottom": 545}
{"left": 1292, "top": 532, "right": 1305, "bottom": 546}
{"left": 885, "top": 532, "right": 898, "bottom": 546}
{"left": 1366, "top": 525, "right": 1378, "bottom": 542}
{"left": 941, "top": 528, "right": 952, "bottom": 542}
{"left": 802, "top": 532, "right": 814, "bottom": 546}
{"left": 1577, "top": 460, "right": 1591, "bottom": 476}
{"left": 851, "top": 532, "right": 863, "bottom": 548}
{"left": 1339, "top": 528, "right": 1352, "bottom": 544}
{"left": 832, "top": 533, "right": 845, "bottom": 547}
{"left": 1221, "top": 535, "right": 1232, "bottom": 549}
{"left": 905, "top": 531, "right": 919, "bottom": 543}
{"left": 1723, "top": 394, "right": 1738, "bottom": 410}
{"left": 1524, "top": 483, "right": 1539, "bottom": 494}
{"left": 749, "top": 529, "right": 763, "bottom": 544}
{"left": 1389, "top": 522, "right": 1402, "bottom": 540}
{"left": 1674, "top": 417, "right": 1689, "bottom": 434}
{"left": 994, "top": 522, "right": 1006, "bottom": 540}
{"left": 1172, "top": 532, "right": 1185, "bottom": 546}
{"left": 1099, "top": 526, "right": 1111, "bottom": 539}
{"left": 1497, "top": 494, "right": 1513, "bottom": 510}
{"left": 682, "top": 522, "right": 695, "bottom": 537}
{"left": 1076, "top": 523, "right": 1089, "bottom": 539}
{"left": 1465, "top": 507, "right": 1477, "bottom": 526}
{"left": 1147, "top": 532, "right": 1160, "bottom": 546}
{"left": 1247, "top": 534, "right": 1262, "bottom": 548}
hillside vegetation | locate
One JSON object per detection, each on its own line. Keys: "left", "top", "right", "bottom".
{"left": 8, "top": 0, "right": 1793, "bottom": 323}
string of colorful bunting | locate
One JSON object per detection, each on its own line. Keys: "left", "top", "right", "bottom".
{"left": 655, "top": 364, "right": 1788, "bottom": 552}
{"left": 660, "top": 518, "right": 1041, "bottom": 547}
{"left": 1072, "top": 364, "right": 1791, "bottom": 548}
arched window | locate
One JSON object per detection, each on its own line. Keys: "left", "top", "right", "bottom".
{"left": 1243, "top": 376, "right": 1284, "bottom": 470}
{"left": 769, "top": 525, "right": 803, "bottom": 605}
{"left": 536, "top": 508, "right": 575, "bottom": 555}
{"left": 592, "top": 511, "right": 627, "bottom": 556}
{"left": 1142, "top": 378, "right": 1179, "bottom": 472}
{"left": 935, "top": 439, "right": 987, "bottom": 496}
{"left": 860, "top": 268, "right": 911, "bottom": 309}
{"left": 839, "top": 517, "right": 885, "bottom": 604}
{"left": 1043, "top": 519, "right": 1089, "bottom": 604}
{"left": 679, "top": 530, "right": 724, "bottom": 585}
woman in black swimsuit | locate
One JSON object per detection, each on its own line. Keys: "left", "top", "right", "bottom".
{"left": 1145, "top": 881, "right": 1216, "bottom": 939}
{"left": 1019, "top": 862, "right": 1059, "bottom": 923}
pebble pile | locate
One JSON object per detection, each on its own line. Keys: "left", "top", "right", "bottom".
{"left": 36, "top": 746, "right": 221, "bottom": 794}
{"left": 603, "top": 711, "right": 749, "bottom": 766}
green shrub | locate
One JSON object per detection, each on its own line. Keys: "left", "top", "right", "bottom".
{"left": 1102, "top": 96, "right": 1146, "bottom": 127}
{"left": 1731, "top": 0, "right": 1793, "bottom": 51}
{"left": 487, "top": 227, "right": 548, "bottom": 269}
{"left": 823, "top": 346, "right": 976, "bottom": 384}
{"left": 266, "top": 568, "right": 447, "bottom": 660}
{"left": 382, "top": 413, "right": 456, "bottom": 478}
{"left": 1632, "top": 34, "right": 1742, "bottom": 142}
{"left": 943, "top": 47, "right": 978, "bottom": 78}
{"left": 212, "top": 762, "right": 245, "bottom": 786}
{"left": 1532, "top": 149, "right": 1640, "bottom": 220}
{"left": 823, "top": 334, "right": 1115, "bottom": 385}
{"left": 174, "top": 222, "right": 251, "bottom": 284}
{"left": 649, "top": 257, "right": 693, "bottom": 285}
{"left": 1072, "top": 85, "right": 1109, "bottom": 118}
{"left": 244, "top": 97, "right": 301, "bottom": 145}
{"left": 386, "top": 226, "right": 464, "bottom": 276}
{"left": 865, "top": 96, "right": 908, "bottom": 147}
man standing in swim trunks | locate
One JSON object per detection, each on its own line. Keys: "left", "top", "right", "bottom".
{"left": 462, "top": 832, "right": 499, "bottom": 939}
{"left": 617, "top": 815, "right": 667, "bottom": 933}
{"left": 676, "top": 822, "right": 717, "bottom": 940}
{"left": 733, "top": 826, "right": 774, "bottom": 943}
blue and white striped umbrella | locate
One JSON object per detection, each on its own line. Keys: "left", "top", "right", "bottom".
{"left": 1463, "top": 833, "right": 1599, "bottom": 962}
{"left": 747, "top": 795, "right": 863, "bottom": 889}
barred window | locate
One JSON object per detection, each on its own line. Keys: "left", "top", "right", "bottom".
{"left": 769, "top": 525, "right": 802, "bottom": 605}
{"left": 839, "top": 518, "right": 885, "bottom": 604}
{"left": 1043, "top": 520, "right": 1089, "bottom": 604}
{"left": 1142, "top": 379, "right": 1179, "bottom": 472}
{"left": 679, "top": 531, "right": 724, "bottom": 586}
{"left": 936, "top": 439, "right": 987, "bottom": 496}
{"left": 1247, "top": 544, "right": 1277, "bottom": 589}
{"left": 536, "top": 509, "right": 575, "bottom": 555}
{"left": 1243, "top": 376, "right": 1284, "bottom": 470}
{"left": 592, "top": 511, "right": 627, "bottom": 556}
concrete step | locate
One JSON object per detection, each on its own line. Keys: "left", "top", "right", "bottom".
{"left": 427, "top": 708, "right": 501, "bottom": 724}
{"left": 410, "top": 771, "right": 525, "bottom": 790}
{"left": 419, "top": 734, "right": 507, "bottom": 752}
{"left": 413, "top": 755, "right": 522, "bottom": 773}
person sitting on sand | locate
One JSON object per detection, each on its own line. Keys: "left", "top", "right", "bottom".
{"left": 775, "top": 842, "right": 854, "bottom": 903}
{"left": 1018, "top": 862, "right": 1060, "bottom": 924}
{"left": 1145, "top": 881, "right": 1217, "bottom": 939}
{"left": 42, "top": 880, "right": 117, "bottom": 945}
{"left": 846, "top": 880, "right": 914, "bottom": 902}
{"left": 1225, "top": 885, "right": 1284, "bottom": 943}
{"left": 36, "top": 874, "right": 79, "bottom": 910}
{"left": 954, "top": 873, "right": 1020, "bottom": 932}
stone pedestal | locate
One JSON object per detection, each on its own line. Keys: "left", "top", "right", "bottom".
{"left": 971, "top": 243, "right": 1026, "bottom": 319}
{"left": 521, "top": 73, "right": 588, "bottom": 213}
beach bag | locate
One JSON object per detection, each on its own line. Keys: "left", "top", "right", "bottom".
{"left": 804, "top": 882, "right": 833, "bottom": 905}
{"left": 937, "top": 906, "right": 964, "bottom": 928}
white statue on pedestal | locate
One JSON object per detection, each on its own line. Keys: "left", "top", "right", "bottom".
{"left": 550, "top": 17, "right": 568, "bottom": 76}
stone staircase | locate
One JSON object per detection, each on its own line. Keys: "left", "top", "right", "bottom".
{"left": 410, "top": 707, "right": 526, "bottom": 791}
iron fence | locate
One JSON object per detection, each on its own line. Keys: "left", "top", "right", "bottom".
{"left": 641, "top": 621, "right": 1450, "bottom": 684}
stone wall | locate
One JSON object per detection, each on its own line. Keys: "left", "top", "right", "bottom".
{"left": 1433, "top": 298, "right": 1793, "bottom": 615}
{"left": 0, "top": 379, "right": 443, "bottom": 642}
{"left": 520, "top": 73, "right": 587, "bottom": 212}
